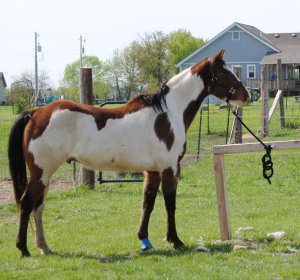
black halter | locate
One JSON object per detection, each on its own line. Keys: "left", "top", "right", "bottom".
{"left": 207, "top": 61, "right": 243, "bottom": 102}
{"left": 210, "top": 75, "right": 243, "bottom": 99}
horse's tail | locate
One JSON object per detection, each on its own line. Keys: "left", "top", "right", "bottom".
{"left": 8, "top": 110, "right": 32, "bottom": 207}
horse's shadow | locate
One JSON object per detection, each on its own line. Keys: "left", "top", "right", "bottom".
{"left": 50, "top": 243, "right": 233, "bottom": 263}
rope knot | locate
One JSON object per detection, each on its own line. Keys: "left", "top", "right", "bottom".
{"left": 262, "top": 145, "right": 274, "bottom": 185}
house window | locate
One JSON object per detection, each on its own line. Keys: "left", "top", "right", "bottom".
{"left": 232, "top": 66, "right": 242, "bottom": 79}
{"left": 247, "top": 65, "right": 256, "bottom": 79}
{"left": 287, "top": 65, "right": 300, "bottom": 79}
{"left": 232, "top": 31, "right": 240, "bottom": 40}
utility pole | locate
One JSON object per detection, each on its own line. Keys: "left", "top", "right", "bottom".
{"left": 79, "top": 34, "right": 85, "bottom": 67}
{"left": 79, "top": 34, "right": 85, "bottom": 95}
{"left": 34, "top": 32, "right": 42, "bottom": 105}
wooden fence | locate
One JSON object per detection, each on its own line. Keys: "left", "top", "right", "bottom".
{"left": 213, "top": 140, "right": 300, "bottom": 240}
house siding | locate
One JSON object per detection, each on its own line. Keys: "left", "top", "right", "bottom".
{"left": 178, "top": 22, "right": 300, "bottom": 94}
{"left": 180, "top": 26, "right": 275, "bottom": 85}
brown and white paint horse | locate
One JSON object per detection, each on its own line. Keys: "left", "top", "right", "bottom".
{"left": 8, "top": 49, "right": 250, "bottom": 257}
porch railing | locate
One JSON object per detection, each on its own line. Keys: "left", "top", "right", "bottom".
{"left": 245, "top": 79, "right": 300, "bottom": 93}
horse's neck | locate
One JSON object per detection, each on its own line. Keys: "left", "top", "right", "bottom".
{"left": 166, "top": 69, "right": 207, "bottom": 129}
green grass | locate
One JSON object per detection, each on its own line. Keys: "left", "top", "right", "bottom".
{"left": 0, "top": 106, "right": 16, "bottom": 178}
{"left": 0, "top": 153, "right": 299, "bottom": 279}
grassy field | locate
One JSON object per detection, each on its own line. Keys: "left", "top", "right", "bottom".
{"left": 0, "top": 106, "right": 16, "bottom": 180}
{"left": 0, "top": 99, "right": 299, "bottom": 279}
{"left": 0, "top": 153, "right": 299, "bottom": 279}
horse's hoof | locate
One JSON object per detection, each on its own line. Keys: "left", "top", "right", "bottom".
{"left": 173, "top": 240, "right": 185, "bottom": 249}
{"left": 141, "top": 238, "right": 153, "bottom": 251}
{"left": 21, "top": 249, "right": 31, "bottom": 257}
{"left": 40, "top": 247, "right": 52, "bottom": 255}
{"left": 174, "top": 243, "right": 185, "bottom": 250}
{"left": 167, "top": 236, "right": 185, "bottom": 249}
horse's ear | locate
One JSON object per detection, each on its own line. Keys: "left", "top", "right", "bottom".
{"left": 211, "top": 49, "right": 225, "bottom": 66}
{"left": 217, "top": 49, "right": 225, "bottom": 59}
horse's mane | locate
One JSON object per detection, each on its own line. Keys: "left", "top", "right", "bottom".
{"left": 141, "top": 83, "right": 169, "bottom": 113}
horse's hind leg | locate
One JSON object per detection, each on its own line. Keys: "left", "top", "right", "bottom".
{"left": 161, "top": 167, "right": 184, "bottom": 248}
{"left": 16, "top": 189, "right": 33, "bottom": 257}
{"left": 33, "top": 183, "right": 52, "bottom": 255}
{"left": 138, "top": 171, "right": 160, "bottom": 250}
{"left": 16, "top": 176, "right": 49, "bottom": 257}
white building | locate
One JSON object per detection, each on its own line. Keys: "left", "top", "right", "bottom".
{"left": 0, "top": 72, "right": 7, "bottom": 104}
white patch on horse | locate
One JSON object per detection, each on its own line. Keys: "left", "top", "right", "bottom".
{"left": 166, "top": 70, "right": 205, "bottom": 118}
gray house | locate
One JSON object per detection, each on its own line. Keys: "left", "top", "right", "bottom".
{"left": 177, "top": 22, "right": 300, "bottom": 93}
{"left": 0, "top": 72, "right": 7, "bottom": 104}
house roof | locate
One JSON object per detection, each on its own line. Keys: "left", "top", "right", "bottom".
{"left": 240, "top": 24, "right": 300, "bottom": 64}
{"left": 0, "top": 72, "right": 7, "bottom": 87}
{"left": 260, "top": 33, "right": 300, "bottom": 64}
{"left": 177, "top": 22, "right": 300, "bottom": 67}
{"left": 234, "top": 22, "right": 280, "bottom": 52}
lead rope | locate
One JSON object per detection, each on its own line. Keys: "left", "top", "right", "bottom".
{"left": 232, "top": 110, "right": 274, "bottom": 184}
{"left": 225, "top": 106, "right": 231, "bottom": 144}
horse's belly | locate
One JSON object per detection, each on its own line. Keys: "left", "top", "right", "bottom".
{"left": 73, "top": 144, "right": 173, "bottom": 172}
{"left": 70, "top": 113, "right": 184, "bottom": 172}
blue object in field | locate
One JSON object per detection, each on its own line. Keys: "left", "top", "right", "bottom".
{"left": 45, "top": 96, "right": 63, "bottom": 104}
{"left": 141, "top": 238, "right": 153, "bottom": 250}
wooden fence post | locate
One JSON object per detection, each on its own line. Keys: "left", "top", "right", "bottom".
{"left": 277, "top": 59, "right": 285, "bottom": 128}
{"left": 80, "top": 67, "right": 95, "bottom": 189}
{"left": 260, "top": 65, "right": 269, "bottom": 138}
{"left": 213, "top": 154, "right": 231, "bottom": 240}
{"left": 213, "top": 140, "right": 300, "bottom": 241}
{"left": 234, "top": 107, "right": 243, "bottom": 143}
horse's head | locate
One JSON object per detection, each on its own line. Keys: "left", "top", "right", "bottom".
{"left": 207, "top": 49, "right": 250, "bottom": 108}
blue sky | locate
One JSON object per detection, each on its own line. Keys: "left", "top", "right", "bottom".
{"left": 1, "top": 0, "right": 300, "bottom": 87}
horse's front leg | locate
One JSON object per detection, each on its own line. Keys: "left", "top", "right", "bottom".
{"left": 161, "top": 167, "right": 184, "bottom": 248}
{"left": 138, "top": 171, "right": 160, "bottom": 250}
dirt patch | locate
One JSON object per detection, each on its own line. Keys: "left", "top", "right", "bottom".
{"left": 242, "top": 133, "right": 257, "bottom": 142}
{"left": 0, "top": 178, "right": 14, "bottom": 205}
{"left": 0, "top": 178, "right": 74, "bottom": 205}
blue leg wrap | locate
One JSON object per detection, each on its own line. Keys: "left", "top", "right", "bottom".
{"left": 141, "top": 238, "right": 153, "bottom": 250}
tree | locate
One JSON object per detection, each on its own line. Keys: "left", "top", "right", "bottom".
{"left": 122, "top": 42, "right": 148, "bottom": 98}
{"left": 137, "top": 31, "right": 172, "bottom": 91}
{"left": 130, "top": 30, "right": 204, "bottom": 92}
{"left": 104, "top": 30, "right": 205, "bottom": 99}
{"left": 60, "top": 55, "right": 109, "bottom": 102}
{"left": 10, "top": 71, "right": 53, "bottom": 110}
{"left": 168, "top": 29, "right": 205, "bottom": 67}
{"left": 105, "top": 43, "right": 148, "bottom": 100}
{"left": 10, "top": 80, "right": 33, "bottom": 113}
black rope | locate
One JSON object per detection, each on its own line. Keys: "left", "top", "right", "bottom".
{"left": 232, "top": 110, "right": 274, "bottom": 184}
{"left": 261, "top": 145, "right": 273, "bottom": 184}
{"left": 225, "top": 106, "right": 230, "bottom": 144}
